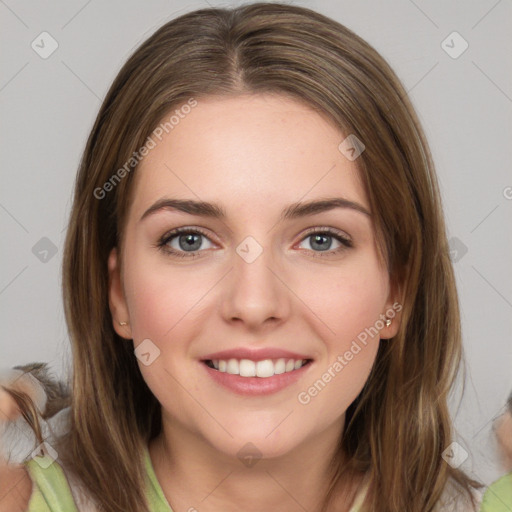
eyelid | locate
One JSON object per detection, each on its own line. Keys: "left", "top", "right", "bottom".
{"left": 156, "top": 225, "right": 353, "bottom": 258}
{"left": 299, "top": 226, "right": 352, "bottom": 243}
{"left": 294, "top": 227, "right": 353, "bottom": 257}
{"left": 157, "top": 226, "right": 218, "bottom": 254}
{"left": 161, "top": 225, "right": 216, "bottom": 242}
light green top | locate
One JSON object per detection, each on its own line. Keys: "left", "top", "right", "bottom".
{"left": 24, "top": 453, "right": 79, "bottom": 512}
{"left": 24, "top": 447, "right": 369, "bottom": 511}
{"left": 479, "top": 473, "right": 512, "bottom": 512}
{"left": 24, "top": 446, "right": 174, "bottom": 511}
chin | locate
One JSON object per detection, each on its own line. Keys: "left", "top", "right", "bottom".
{"left": 220, "top": 438, "right": 301, "bottom": 465}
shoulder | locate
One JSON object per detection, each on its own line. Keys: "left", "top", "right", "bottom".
{"left": 480, "top": 472, "right": 512, "bottom": 511}
{"left": 22, "top": 444, "right": 100, "bottom": 512}
{"left": 22, "top": 449, "right": 80, "bottom": 512}
{"left": 0, "top": 464, "right": 33, "bottom": 512}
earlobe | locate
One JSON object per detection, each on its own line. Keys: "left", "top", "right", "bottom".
{"left": 380, "top": 311, "right": 401, "bottom": 340}
{"left": 107, "top": 247, "right": 132, "bottom": 340}
{"left": 380, "top": 282, "right": 404, "bottom": 340}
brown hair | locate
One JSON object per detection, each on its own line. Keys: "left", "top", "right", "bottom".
{"left": 10, "top": 3, "right": 484, "bottom": 511}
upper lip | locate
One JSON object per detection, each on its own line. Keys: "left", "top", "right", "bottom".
{"left": 201, "top": 348, "right": 313, "bottom": 362}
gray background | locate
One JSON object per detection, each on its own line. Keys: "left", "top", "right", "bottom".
{"left": 1, "top": 0, "right": 511, "bottom": 489}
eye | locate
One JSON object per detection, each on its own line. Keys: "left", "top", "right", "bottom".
{"left": 157, "top": 227, "right": 215, "bottom": 259}
{"left": 156, "top": 226, "right": 353, "bottom": 259}
{"left": 296, "top": 227, "right": 353, "bottom": 257}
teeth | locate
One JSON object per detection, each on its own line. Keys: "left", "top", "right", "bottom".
{"left": 207, "top": 358, "right": 308, "bottom": 378}
{"left": 227, "top": 359, "right": 239, "bottom": 375}
{"left": 274, "top": 359, "right": 286, "bottom": 374}
{"left": 256, "top": 359, "right": 273, "bottom": 378}
{"left": 240, "top": 359, "right": 256, "bottom": 377}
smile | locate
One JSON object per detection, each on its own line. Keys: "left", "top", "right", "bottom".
{"left": 204, "top": 358, "right": 311, "bottom": 378}
{"left": 200, "top": 347, "right": 314, "bottom": 395}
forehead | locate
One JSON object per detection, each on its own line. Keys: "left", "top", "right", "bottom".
{"left": 129, "top": 93, "right": 368, "bottom": 221}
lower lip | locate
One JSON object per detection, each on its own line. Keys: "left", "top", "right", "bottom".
{"left": 201, "top": 361, "right": 312, "bottom": 396}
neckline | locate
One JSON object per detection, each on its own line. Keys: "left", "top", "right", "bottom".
{"left": 143, "top": 444, "right": 370, "bottom": 512}
{"left": 144, "top": 444, "right": 174, "bottom": 510}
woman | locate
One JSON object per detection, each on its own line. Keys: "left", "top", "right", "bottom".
{"left": 0, "top": 3, "right": 484, "bottom": 511}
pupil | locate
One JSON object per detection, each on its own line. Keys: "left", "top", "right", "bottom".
{"left": 181, "top": 234, "right": 201, "bottom": 251}
{"left": 312, "top": 234, "right": 330, "bottom": 251}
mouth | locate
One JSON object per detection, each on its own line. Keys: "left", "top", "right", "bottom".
{"left": 202, "top": 358, "right": 313, "bottom": 378}
{"left": 200, "top": 356, "right": 314, "bottom": 396}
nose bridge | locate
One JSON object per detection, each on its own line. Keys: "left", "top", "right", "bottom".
{"left": 222, "top": 234, "right": 290, "bottom": 326}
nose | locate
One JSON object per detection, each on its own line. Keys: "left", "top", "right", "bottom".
{"left": 220, "top": 239, "right": 291, "bottom": 331}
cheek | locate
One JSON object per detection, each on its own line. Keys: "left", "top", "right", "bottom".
{"left": 293, "top": 254, "right": 389, "bottom": 346}
{"left": 296, "top": 325, "right": 380, "bottom": 426}
{"left": 121, "top": 248, "right": 216, "bottom": 404}
{"left": 122, "top": 250, "right": 209, "bottom": 343}
{"left": 121, "top": 253, "right": 209, "bottom": 419}
{"left": 293, "top": 256, "right": 387, "bottom": 414}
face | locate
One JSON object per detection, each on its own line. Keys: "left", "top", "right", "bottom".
{"left": 108, "top": 93, "right": 400, "bottom": 460}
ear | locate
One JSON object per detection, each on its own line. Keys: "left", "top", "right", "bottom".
{"left": 379, "top": 280, "right": 403, "bottom": 340}
{"left": 107, "top": 247, "right": 133, "bottom": 340}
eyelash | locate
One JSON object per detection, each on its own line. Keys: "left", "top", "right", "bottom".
{"left": 156, "top": 227, "right": 353, "bottom": 258}
{"left": 156, "top": 226, "right": 353, "bottom": 259}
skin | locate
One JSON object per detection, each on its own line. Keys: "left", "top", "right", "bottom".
{"left": 108, "top": 93, "right": 401, "bottom": 512}
{"left": 0, "top": 384, "right": 36, "bottom": 511}
{"left": 494, "top": 410, "right": 512, "bottom": 471}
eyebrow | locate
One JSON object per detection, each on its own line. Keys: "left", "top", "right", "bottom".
{"left": 139, "top": 197, "right": 371, "bottom": 223}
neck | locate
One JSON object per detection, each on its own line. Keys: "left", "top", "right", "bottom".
{"left": 149, "top": 415, "right": 364, "bottom": 512}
